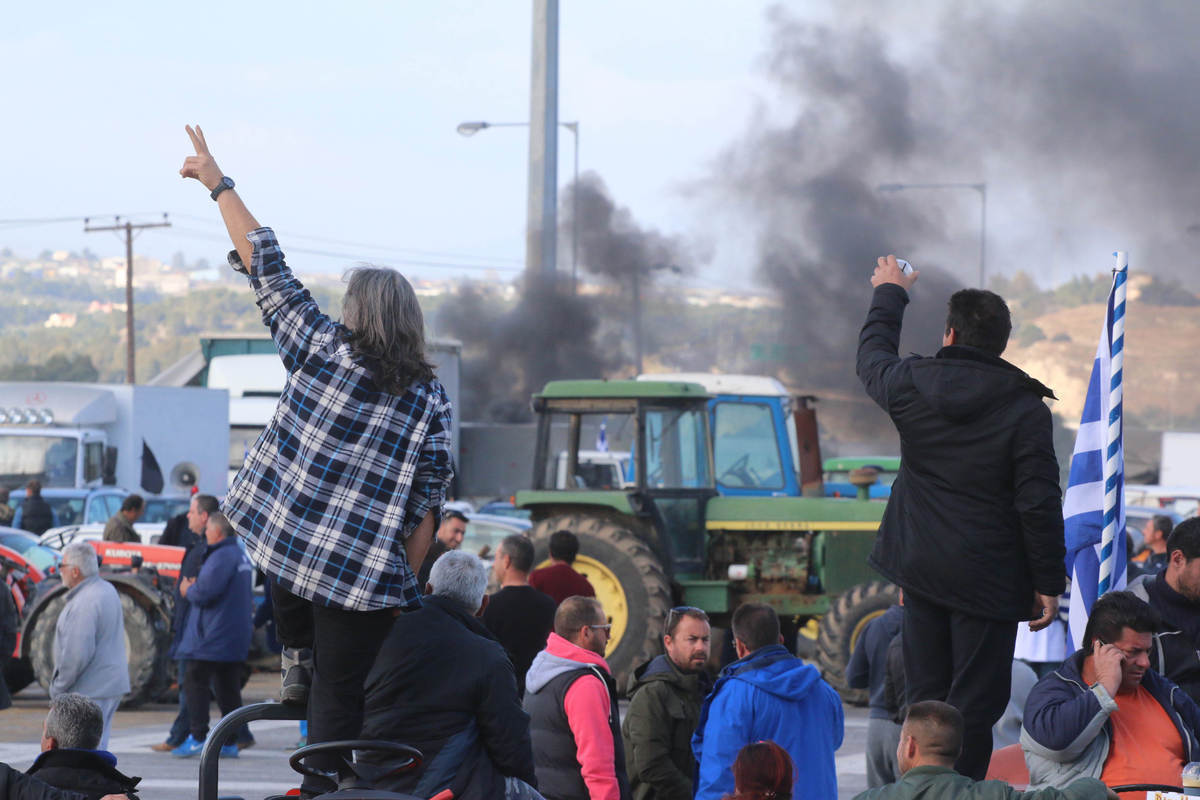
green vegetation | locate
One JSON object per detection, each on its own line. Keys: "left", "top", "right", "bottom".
{"left": 0, "top": 275, "right": 344, "bottom": 382}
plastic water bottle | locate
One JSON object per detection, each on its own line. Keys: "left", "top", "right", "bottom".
{"left": 1182, "top": 762, "right": 1200, "bottom": 796}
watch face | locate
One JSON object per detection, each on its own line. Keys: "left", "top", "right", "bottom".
{"left": 221, "top": 176, "right": 234, "bottom": 190}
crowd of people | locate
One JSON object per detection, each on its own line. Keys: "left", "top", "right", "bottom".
{"left": 6, "top": 130, "right": 1200, "bottom": 800}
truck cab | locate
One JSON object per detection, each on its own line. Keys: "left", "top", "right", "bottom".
{"left": 0, "top": 424, "right": 110, "bottom": 488}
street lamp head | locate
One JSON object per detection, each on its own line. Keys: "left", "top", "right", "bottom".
{"left": 456, "top": 121, "right": 490, "bottom": 137}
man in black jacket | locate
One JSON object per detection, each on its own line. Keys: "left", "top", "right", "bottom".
{"left": 1129, "top": 517, "right": 1200, "bottom": 702}
{"left": 856, "top": 256, "right": 1066, "bottom": 780}
{"left": 26, "top": 694, "right": 140, "bottom": 800}
{"left": 362, "top": 550, "right": 541, "bottom": 800}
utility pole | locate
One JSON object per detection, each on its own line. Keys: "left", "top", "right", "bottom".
{"left": 85, "top": 215, "right": 171, "bottom": 383}
{"left": 526, "top": 0, "right": 559, "bottom": 284}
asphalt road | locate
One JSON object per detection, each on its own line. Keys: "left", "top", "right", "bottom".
{"left": 0, "top": 672, "right": 873, "bottom": 800}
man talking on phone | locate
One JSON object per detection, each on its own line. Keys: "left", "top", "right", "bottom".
{"left": 1021, "top": 591, "right": 1200, "bottom": 789}
{"left": 857, "top": 256, "right": 1066, "bottom": 779}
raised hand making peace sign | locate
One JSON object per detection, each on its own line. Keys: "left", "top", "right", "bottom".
{"left": 179, "top": 124, "right": 258, "bottom": 270}
{"left": 179, "top": 124, "right": 224, "bottom": 192}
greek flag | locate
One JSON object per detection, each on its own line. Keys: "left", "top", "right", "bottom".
{"left": 596, "top": 417, "right": 608, "bottom": 452}
{"left": 1063, "top": 252, "right": 1128, "bottom": 651}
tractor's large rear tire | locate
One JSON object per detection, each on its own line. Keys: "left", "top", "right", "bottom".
{"left": 530, "top": 514, "right": 672, "bottom": 693}
{"left": 817, "top": 581, "right": 899, "bottom": 705}
{"left": 27, "top": 585, "right": 172, "bottom": 709}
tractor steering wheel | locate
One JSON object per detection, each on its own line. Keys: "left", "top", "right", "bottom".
{"left": 289, "top": 739, "right": 423, "bottom": 779}
{"left": 719, "top": 454, "right": 758, "bottom": 488}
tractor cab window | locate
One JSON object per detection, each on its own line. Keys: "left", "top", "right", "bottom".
{"left": 644, "top": 406, "right": 711, "bottom": 489}
{"left": 542, "top": 411, "right": 636, "bottom": 490}
{"left": 713, "top": 402, "right": 785, "bottom": 490}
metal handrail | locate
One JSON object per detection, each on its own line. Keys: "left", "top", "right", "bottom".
{"left": 198, "top": 701, "right": 307, "bottom": 800}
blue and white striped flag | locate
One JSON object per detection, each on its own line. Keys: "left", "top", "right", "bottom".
{"left": 596, "top": 417, "right": 608, "bottom": 452}
{"left": 1063, "top": 252, "right": 1128, "bottom": 651}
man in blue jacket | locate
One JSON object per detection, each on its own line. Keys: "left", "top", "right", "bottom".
{"left": 1021, "top": 591, "right": 1200, "bottom": 790}
{"left": 172, "top": 512, "right": 253, "bottom": 758}
{"left": 692, "top": 603, "right": 843, "bottom": 800}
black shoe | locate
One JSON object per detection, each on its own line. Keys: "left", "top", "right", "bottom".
{"left": 281, "top": 648, "right": 312, "bottom": 705}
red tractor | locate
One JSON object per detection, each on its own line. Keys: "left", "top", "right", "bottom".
{"left": 2, "top": 539, "right": 184, "bottom": 707}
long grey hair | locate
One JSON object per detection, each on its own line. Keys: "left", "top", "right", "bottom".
{"left": 342, "top": 266, "right": 435, "bottom": 393}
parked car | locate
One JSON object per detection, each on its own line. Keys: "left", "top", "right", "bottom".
{"left": 8, "top": 487, "right": 130, "bottom": 530}
{"left": 476, "top": 499, "right": 532, "bottom": 520}
{"left": 0, "top": 525, "right": 60, "bottom": 574}
{"left": 140, "top": 495, "right": 193, "bottom": 526}
{"left": 39, "top": 522, "right": 164, "bottom": 549}
{"left": 461, "top": 512, "right": 532, "bottom": 564}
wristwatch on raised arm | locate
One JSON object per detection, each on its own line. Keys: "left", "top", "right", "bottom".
{"left": 210, "top": 176, "right": 235, "bottom": 201}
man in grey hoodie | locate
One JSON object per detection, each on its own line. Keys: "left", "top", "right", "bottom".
{"left": 51, "top": 543, "right": 130, "bottom": 751}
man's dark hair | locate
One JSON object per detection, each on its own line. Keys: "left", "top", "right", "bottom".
{"left": 120, "top": 494, "right": 144, "bottom": 513}
{"left": 1082, "top": 590, "right": 1161, "bottom": 652}
{"left": 666, "top": 606, "right": 710, "bottom": 637}
{"left": 194, "top": 494, "right": 220, "bottom": 515}
{"left": 26, "top": 479, "right": 42, "bottom": 497}
{"left": 444, "top": 509, "right": 469, "bottom": 524}
{"left": 499, "top": 534, "right": 535, "bottom": 573}
{"left": 1151, "top": 514, "right": 1174, "bottom": 540}
{"left": 903, "top": 700, "right": 964, "bottom": 762}
{"left": 1166, "top": 517, "right": 1200, "bottom": 561}
{"left": 549, "top": 530, "right": 580, "bottom": 563}
{"left": 207, "top": 511, "right": 236, "bottom": 540}
{"left": 554, "top": 596, "right": 603, "bottom": 639}
{"left": 731, "top": 602, "right": 780, "bottom": 652}
{"left": 945, "top": 289, "right": 1012, "bottom": 355}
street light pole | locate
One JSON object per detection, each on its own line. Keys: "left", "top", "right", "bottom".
{"left": 877, "top": 181, "right": 988, "bottom": 287}
{"left": 457, "top": 119, "right": 580, "bottom": 290}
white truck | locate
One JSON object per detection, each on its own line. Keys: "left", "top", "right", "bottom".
{"left": 151, "top": 333, "right": 462, "bottom": 485}
{"left": 0, "top": 382, "right": 229, "bottom": 496}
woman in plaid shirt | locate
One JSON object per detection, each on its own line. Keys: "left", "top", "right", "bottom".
{"left": 180, "top": 125, "right": 454, "bottom": 779}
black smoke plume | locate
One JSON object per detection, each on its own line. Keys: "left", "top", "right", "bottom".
{"left": 437, "top": 174, "right": 690, "bottom": 422}
{"left": 709, "top": 1, "right": 1200, "bottom": 402}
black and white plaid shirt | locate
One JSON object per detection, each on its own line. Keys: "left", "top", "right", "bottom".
{"left": 223, "top": 228, "right": 453, "bottom": 611}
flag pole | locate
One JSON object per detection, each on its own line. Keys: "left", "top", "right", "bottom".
{"left": 1097, "top": 251, "right": 1128, "bottom": 595}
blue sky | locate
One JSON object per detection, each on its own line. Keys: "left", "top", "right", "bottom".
{"left": 1, "top": 1, "right": 786, "bottom": 282}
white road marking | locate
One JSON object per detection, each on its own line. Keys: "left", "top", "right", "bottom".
{"left": 0, "top": 719, "right": 301, "bottom": 767}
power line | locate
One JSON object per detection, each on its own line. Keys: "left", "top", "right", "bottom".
{"left": 168, "top": 213, "right": 524, "bottom": 266}
{"left": 85, "top": 216, "right": 172, "bottom": 384}
{"left": 0, "top": 211, "right": 526, "bottom": 271}
{"left": 164, "top": 226, "right": 522, "bottom": 273}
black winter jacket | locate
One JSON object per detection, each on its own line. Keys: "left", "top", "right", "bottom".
{"left": 361, "top": 595, "right": 536, "bottom": 800}
{"left": 857, "top": 284, "right": 1066, "bottom": 620}
{"left": 1, "top": 764, "right": 85, "bottom": 800}
{"left": 1130, "top": 572, "right": 1200, "bottom": 703}
{"left": 25, "top": 750, "right": 140, "bottom": 800}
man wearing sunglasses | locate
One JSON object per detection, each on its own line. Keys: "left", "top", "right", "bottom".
{"left": 525, "top": 596, "right": 630, "bottom": 800}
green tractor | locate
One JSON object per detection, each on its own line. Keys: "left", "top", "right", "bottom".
{"left": 514, "top": 379, "right": 898, "bottom": 700}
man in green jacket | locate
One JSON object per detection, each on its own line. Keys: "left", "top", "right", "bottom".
{"left": 854, "top": 701, "right": 1115, "bottom": 800}
{"left": 621, "top": 607, "right": 712, "bottom": 800}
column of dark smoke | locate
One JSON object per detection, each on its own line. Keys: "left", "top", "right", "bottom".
{"left": 436, "top": 174, "right": 688, "bottom": 422}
